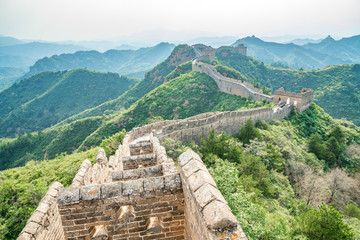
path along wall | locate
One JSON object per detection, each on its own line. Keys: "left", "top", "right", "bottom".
{"left": 192, "top": 60, "right": 273, "bottom": 102}
{"left": 154, "top": 105, "right": 293, "bottom": 144}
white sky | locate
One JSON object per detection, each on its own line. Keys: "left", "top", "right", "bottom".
{"left": 0, "top": 0, "right": 359, "bottom": 41}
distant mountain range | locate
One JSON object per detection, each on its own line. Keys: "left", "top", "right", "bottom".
{"left": 0, "top": 69, "right": 137, "bottom": 137}
{"left": 22, "top": 42, "right": 175, "bottom": 79}
{"left": 232, "top": 35, "right": 360, "bottom": 69}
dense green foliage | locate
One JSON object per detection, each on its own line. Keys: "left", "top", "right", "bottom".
{"left": 78, "top": 72, "right": 272, "bottom": 149}
{"left": 216, "top": 49, "right": 360, "bottom": 125}
{"left": 0, "top": 148, "right": 98, "bottom": 240}
{"left": 301, "top": 204, "right": 354, "bottom": 239}
{"left": 238, "top": 119, "right": 261, "bottom": 145}
{"left": 24, "top": 42, "right": 175, "bottom": 79}
{"left": 0, "top": 69, "right": 136, "bottom": 137}
{"left": 0, "top": 117, "right": 102, "bottom": 170}
{"left": 58, "top": 44, "right": 197, "bottom": 123}
{"left": 0, "top": 67, "right": 26, "bottom": 91}
{"left": 164, "top": 105, "right": 360, "bottom": 239}
{"left": 99, "top": 129, "right": 126, "bottom": 156}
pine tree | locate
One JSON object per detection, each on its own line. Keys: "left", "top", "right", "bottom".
{"left": 239, "top": 119, "right": 261, "bottom": 145}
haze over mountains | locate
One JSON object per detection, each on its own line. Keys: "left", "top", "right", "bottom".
{"left": 24, "top": 42, "right": 175, "bottom": 79}
{"left": 233, "top": 35, "right": 360, "bottom": 69}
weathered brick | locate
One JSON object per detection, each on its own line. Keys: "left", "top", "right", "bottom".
{"left": 58, "top": 187, "right": 80, "bottom": 205}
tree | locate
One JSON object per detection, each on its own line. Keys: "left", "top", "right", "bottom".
{"left": 329, "top": 126, "right": 345, "bottom": 143}
{"left": 300, "top": 203, "right": 354, "bottom": 240}
{"left": 326, "top": 136, "right": 342, "bottom": 167}
{"left": 239, "top": 119, "right": 261, "bottom": 145}
{"left": 308, "top": 133, "right": 327, "bottom": 160}
{"left": 237, "top": 154, "right": 275, "bottom": 198}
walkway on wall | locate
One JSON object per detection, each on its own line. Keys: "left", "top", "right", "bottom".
{"left": 192, "top": 59, "right": 273, "bottom": 102}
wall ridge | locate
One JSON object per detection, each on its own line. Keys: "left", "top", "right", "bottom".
{"left": 192, "top": 59, "right": 273, "bottom": 102}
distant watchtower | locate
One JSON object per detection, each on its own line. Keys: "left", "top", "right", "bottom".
{"left": 274, "top": 87, "right": 313, "bottom": 112}
{"left": 234, "top": 44, "right": 247, "bottom": 56}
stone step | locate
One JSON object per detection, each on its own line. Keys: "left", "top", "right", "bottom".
{"left": 111, "top": 165, "right": 163, "bottom": 181}
{"left": 129, "top": 141, "right": 153, "bottom": 156}
{"left": 122, "top": 154, "right": 157, "bottom": 170}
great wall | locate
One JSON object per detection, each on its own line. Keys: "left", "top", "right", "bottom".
{"left": 17, "top": 44, "right": 314, "bottom": 240}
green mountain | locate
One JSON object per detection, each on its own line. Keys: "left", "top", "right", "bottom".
{"left": 0, "top": 43, "right": 360, "bottom": 240}
{"left": 1, "top": 103, "right": 360, "bottom": 239}
{"left": 304, "top": 35, "right": 360, "bottom": 63}
{"left": 0, "top": 67, "right": 26, "bottom": 91}
{"left": 24, "top": 42, "right": 175, "bottom": 79}
{"left": 0, "top": 69, "right": 137, "bottom": 137}
{"left": 215, "top": 48, "right": 360, "bottom": 125}
{"left": 57, "top": 44, "right": 196, "bottom": 123}
{"left": 0, "top": 68, "right": 271, "bottom": 170}
{"left": 232, "top": 36, "right": 353, "bottom": 69}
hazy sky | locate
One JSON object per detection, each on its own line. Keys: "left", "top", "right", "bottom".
{"left": 0, "top": 0, "right": 359, "bottom": 41}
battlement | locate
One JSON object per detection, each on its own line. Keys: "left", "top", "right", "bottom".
{"left": 192, "top": 44, "right": 247, "bottom": 64}
{"left": 192, "top": 60, "right": 273, "bottom": 102}
{"left": 274, "top": 87, "right": 314, "bottom": 112}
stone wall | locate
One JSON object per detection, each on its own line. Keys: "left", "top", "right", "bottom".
{"left": 18, "top": 182, "right": 65, "bottom": 240}
{"left": 179, "top": 150, "right": 246, "bottom": 240}
{"left": 155, "top": 105, "right": 293, "bottom": 144}
{"left": 57, "top": 174, "right": 185, "bottom": 240}
{"left": 274, "top": 87, "right": 314, "bottom": 112}
{"left": 192, "top": 60, "right": 273, "bottom": 102}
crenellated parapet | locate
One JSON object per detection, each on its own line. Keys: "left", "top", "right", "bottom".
{"left": 18, "top": 91, "right": 306, "bottom": 240}
{"left": 192, "top": 60, "right": 273, "bottom": 102}
{"left": 179, "top": 150, "right": 247, "bottom": 240}
{"left": 274, "top": 87, "right": 313, "bottom": 112}
{"left": 17, "top": 182, "right": 65, "bottom": 240}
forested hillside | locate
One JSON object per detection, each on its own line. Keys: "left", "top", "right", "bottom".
{"left": 0, "top": 70, "right": 271, "bottom": 170}
{"left": 1, "top": 104, "right": 360, "bottom": 239}
{"left": 216, "top": 48, "right": 360, "bottom": 125}
{"left": 0, "top": 42, "right": 360, "bottom": 239}
{"left": 164, "top": 104, "right": 360, "bottom": 239}
{"left": 0, "top": 67, "right": 26, "bottom": 91}
{"left": 0, "top": 69, "right": 137, "bottom": 137}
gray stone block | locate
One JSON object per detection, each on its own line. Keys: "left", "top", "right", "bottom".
{"left": 194, "top": 183, "right": 226, "bottom": 209}
{"left": 181, "top": 159, "right": 207, "bottom": 178}
{"left": 122, "top": 169, "right": 142, "bottom": 180}
{"left": 144, "top": 176, "right": 164, "bottom": 192}
{"left": 203, "top": 200, "right": 238, "bottom": 229}
{"left": 58, "top": 187, "right": 80, "bottom": 205}
{"left": 143, "top": 165, "right": 162, "bottom": 177}
{"left": 101, "top": 182, "right": 122, "bottom": 199}
{"left": 111, "top": 171, "right": 123, "bottom": 181}
{"left": 164, "top": 174, "right": 182, "bottom": 191}
{"left": 178, "top": 149, "right": 201, "bottom": 167}
{"left": 122, "top": 179, "right": 144, "bottom": 195}
{"left": 187, "top": 170, "right": 217, "bottom": 192}
{"left": 80, "top": 185, "right": 101, "bottom": 201}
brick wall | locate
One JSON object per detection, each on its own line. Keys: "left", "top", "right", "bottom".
{"left": 274, "top": 88, "right": 314, "bottom": 112}
{"left": 179, "top": 150, "right": 247, "bottom": 240}
{"left": 57, "top": 174, "right": 185, "bottom": 240}
{"left": 17, "top": 182, "right": 65, "bottom": 240}
{"left": 192, "top": 60, "right": 273, "bottom": 102}
{"left": 155, "top": 105, "right": 293, "bottom": 144}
